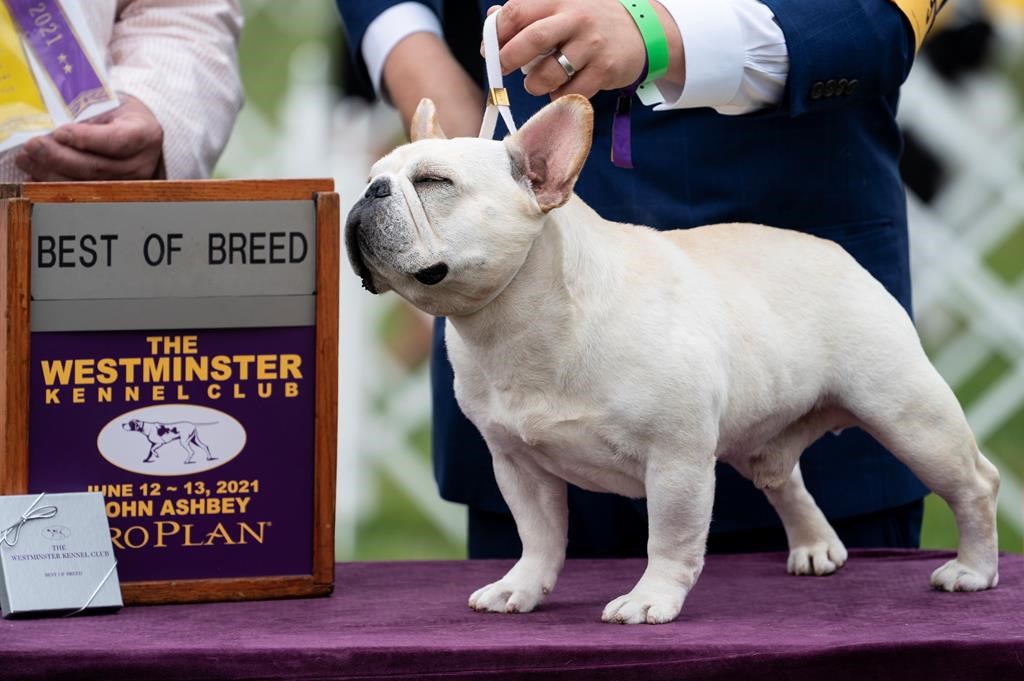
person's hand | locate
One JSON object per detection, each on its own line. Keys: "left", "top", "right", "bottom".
{"left": 384, "top": 32, "right": 483, "bottom": 139}
{"left": 490, "top": 0, "right": 684, "bottom": 99}
{"left": 15, "top": 95, "right": 164, "bottom": 181}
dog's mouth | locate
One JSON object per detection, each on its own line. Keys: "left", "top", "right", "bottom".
{"left": 344, "top": 214, "right": 379, "bottom": 294}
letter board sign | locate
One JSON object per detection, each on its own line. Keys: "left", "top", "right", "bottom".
{"left": 0, "top": 180, "right": 339, "bottom": 605}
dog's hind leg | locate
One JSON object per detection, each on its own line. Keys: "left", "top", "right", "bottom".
{"left": 849, "top": 359, "right": 999, "bottom": 591}
{"left": 192, "top": 434, "right": 216, "bottom": 461}
{"left": 761, "top": 463, "right": 847, "bottom": 575}
{"left": 179, "top": 441, "right": 196, "bottom": 464}
{"left": 740, "top": 409, "right": 850, "bottom": 575}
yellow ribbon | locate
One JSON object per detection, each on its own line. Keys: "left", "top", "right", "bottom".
{"left": 0, "top": 0, "right": 52, "bottom": 146}
{"left": 889, "top": 0, "right": 948, "bottom": 49}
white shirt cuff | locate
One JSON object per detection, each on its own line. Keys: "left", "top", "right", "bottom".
{"left": 650, "top": 0, "right": 745, "bottom": 110}
{"left": 362, "top": 2, "right": 443, "bottom": 98}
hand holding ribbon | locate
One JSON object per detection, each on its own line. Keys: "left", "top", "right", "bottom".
{"left": 15, "top": 94, "right": 164, "bottom": 181}
{"left": 486, "top": 0, "right": 684, "bottom": 100}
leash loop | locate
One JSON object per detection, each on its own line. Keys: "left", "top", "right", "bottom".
{"left": 479, "top": 10, "right": 517, "bottom": 139}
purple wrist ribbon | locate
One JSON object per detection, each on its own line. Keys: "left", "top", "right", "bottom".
{"left": 4, "top": 0, "right": 113, "bottom": 117}
{"left": 611, "top": 57, "right": 648, "bottom": 169}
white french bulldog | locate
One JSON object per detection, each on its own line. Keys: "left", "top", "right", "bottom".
{"left": 345, "top": 95, "right": 1000, "bottom": 624}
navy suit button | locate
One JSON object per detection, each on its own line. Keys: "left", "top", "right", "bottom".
{"left": 824, "top": 79, "right": 837, "bottom": 97}
{"left": 810, "top": 82, "right": 824, "bottom": 99}
{"left": 845, "top": 79, "right": 859, "bottom": 96}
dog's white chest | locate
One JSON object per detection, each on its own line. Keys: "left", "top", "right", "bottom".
{"left": 488, "top": 387, "right": 585, "bottom": 448}
{"left": 454, "top": 369, "right": 647, "bottom": 498}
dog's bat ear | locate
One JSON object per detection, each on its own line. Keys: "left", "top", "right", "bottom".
{"left": 410, "top": 98, "right": 447, "bottom": 142}
{"left": 504, "top": 94, "right": 594, "bottom": 213}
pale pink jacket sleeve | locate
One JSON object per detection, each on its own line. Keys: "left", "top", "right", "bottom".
{"left": 108, "top": 0, "right": 244, "bottom": 179}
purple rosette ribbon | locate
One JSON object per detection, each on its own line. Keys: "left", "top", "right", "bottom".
{"left": 4, "top": 0, "right": 112, "bottom": 117}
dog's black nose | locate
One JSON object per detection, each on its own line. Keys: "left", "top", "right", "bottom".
{"left": 414, "top": 262, "right": 449, "bottom": 285}
{"left": 364, "top": 178, "right": 391, "bottom": 200}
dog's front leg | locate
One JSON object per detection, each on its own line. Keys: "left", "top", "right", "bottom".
{"left": 603, "top": 454, "right": 715, "bottom": 625}
{"left": 468, "top": 441, "right": 567, "bottom": 615}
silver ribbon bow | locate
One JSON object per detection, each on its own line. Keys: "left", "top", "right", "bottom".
{"left": 1, "top": 492, "right": 119, "bottom": 616}
{"left": 0, "top": 493, "right": 58, "bottom": 548}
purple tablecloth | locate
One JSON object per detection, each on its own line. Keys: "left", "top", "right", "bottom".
{"left": 3, "top": 550, "right": 1022, "bottom": 680}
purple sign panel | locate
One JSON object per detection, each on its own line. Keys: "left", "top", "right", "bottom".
{"left": 28, "top": 326, "right": 316, "bottom": 582}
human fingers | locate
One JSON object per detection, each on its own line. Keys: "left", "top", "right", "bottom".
{"left": 15, "top": 147, "right": 74, "bottom": 182}
{"left": 496, "top": 0, "right": 559, "bottom": 46}
{"left": 20, "top": 135, "right": 146, "bottom": 180}
{"left": 550, "top": 65, "right": 605, "bottom": 100}
{"left": 53, "top": 94, "right": 162, "bottom": 160}
{"left": 499, "top": 13, "right": 579, "bottom": 76}
{"left": 53, "top": 117, "right": 151, "bottom": 159}
{"left": 522, "top": 40, "right": 597, "bottom": 96}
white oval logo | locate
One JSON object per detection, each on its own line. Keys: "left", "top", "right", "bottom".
{"left": 42, "top": 525, "right": 71, "bottom": 540}
{"left": 97, "top": 404, "right": 246, "bottom": 476}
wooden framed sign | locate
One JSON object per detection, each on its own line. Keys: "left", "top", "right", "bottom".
{"left": 0, "top": 180, "right": 338, "bottom": 605}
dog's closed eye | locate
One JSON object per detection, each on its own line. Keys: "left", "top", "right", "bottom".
{"left": 413, "top": 175, "right": 453, "bottom": 187}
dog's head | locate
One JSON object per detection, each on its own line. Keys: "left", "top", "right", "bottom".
{"left": 345, "top": 95, "right": 593, "bottom": 316}
{"left": 122, "top": 419, "right": 143, "bottom": 433}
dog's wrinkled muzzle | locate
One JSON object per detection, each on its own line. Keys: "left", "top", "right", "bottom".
{"left": 344, "top": 208, "right": 378, "bottom": 294}
{"left": 345, "top": 174, "right": 450, "bottom": 293}
{"left": 346, "top": 179, "right": 397, "bottom": 294}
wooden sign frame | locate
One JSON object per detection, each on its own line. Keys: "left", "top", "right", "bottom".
{"left": 0, "top": 179, "right": 338, "bottom": 605}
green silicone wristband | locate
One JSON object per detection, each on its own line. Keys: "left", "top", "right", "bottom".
{"left": 618, "top": 0, "right": 669, "bottom": 84}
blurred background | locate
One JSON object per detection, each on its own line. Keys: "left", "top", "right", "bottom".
{"left": 218, "top": 0, "right": 1024, "bottom": 560}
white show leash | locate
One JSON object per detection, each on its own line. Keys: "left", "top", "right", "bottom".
{"left": 475, "top": 8, "right": 638, "bottom": 167}
{"left": 478, "top": 9, "right": 517, "bottom": 139}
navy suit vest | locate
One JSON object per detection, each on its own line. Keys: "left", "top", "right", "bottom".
{"left": 338, "top": 0, "right": 930, "bottom": 531}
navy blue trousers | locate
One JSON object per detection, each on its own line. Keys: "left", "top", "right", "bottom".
{"left": 467, "top": 496, "right": 924, "bottom": 559}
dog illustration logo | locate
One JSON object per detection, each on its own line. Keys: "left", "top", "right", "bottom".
{"left": 99, "top": 405, "right": 246, "bottom": 476}
{"left": 121, "top": 419, "right": 218, "bottom": 465}
{"left": 42, "top": 525, "right": 71, "bottom": 540}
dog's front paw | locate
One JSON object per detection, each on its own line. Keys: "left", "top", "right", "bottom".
{"left": 787, "top": 535, "right": 848, "bottom": 576}
{"left": 468, "top": 578, "right": 548, "bottom": 614}
{"left": 930, "top": 558, "right": 998, "bottom": 592}
{"left": 601, "top": 588, "right": 684, "bottom": 625}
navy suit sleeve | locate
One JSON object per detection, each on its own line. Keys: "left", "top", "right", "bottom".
{"left": 759, "top": 0, "right": 916, "bottom": 116}
{"left": 336, "top": 0, "right": 443, "bottom": 98}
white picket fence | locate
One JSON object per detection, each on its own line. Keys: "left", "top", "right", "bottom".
{"left": 217, "top": 18, "right": 1024, "bottom": 557}
{"left": 900, "top": 48, "right": 1024, "bottom": 539}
